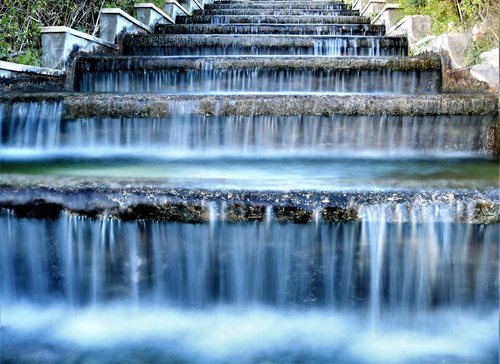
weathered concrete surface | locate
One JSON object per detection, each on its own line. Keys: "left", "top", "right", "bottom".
{"left": 470, "top": 48, "right": 499, "bottom": 89}
{"left": 360, "top": 0, "right": 386, "bottom": 17}
{"left": 413, "top": 33, "right": 472, "bottom": 69}
{"left": 99, "top": 8, "right": 150, "bottom": 45}
{"left": 155, "top": 23, "right": 386, "bottom": 35}
{"left": 207, "top": 1, "right": 348, "bottom": 9}
{"left": 0, "top": 93, "right": 497, "bottom": 117}
{"left": 371, "top": 4, "right": 400, "bottom": 31}
{"left": 0, "top": 182, "right": 498, "bottom": 224}
{"left": 0, "top": 73, "right": 66, "bottom": 92}
{"left": 163, "top": 0, "right": 190, "bottom": 21}
{"left": 193, "top": 9, "right": 360, "bottom": 16}
{"left": 41, "top": 27, "right": 118, "bottom": 69}
{"left": 134, "top": 3, "right": 174, "bottom": 29}
{"left": 77, "top": 55, "right": 441, "bottom": 72}
{"left": 0, "top": 61, "right": 65, "bottom": 78}
{"left": 174, "top": 15, "right": 372, "bottom": 24}
{"left": 123, "top": 34, "right": 408, "bottom": 56}
{"left": 0, "top": 61, "right": 66, "bottom": 92}
{"left": 124, "top": 34, "right": 405, "bottom": 48}
{"left": 433, "top": 52, "right": 497, "bottom": 94}
{"left": 177, "top": 0, "right": 203, "bottom": 15}
{"left": 388, "top": 15, "right": 431, "bottom": 47}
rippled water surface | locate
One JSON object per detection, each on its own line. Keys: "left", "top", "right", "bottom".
{"left": 1, "top": 155, "right": 498, "bottom": 190}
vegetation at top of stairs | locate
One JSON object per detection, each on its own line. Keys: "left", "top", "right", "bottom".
{"left": 0, "top": 0, "right": 166, "bottom": 66}
{"left": 395, "top": 0, "right": 498, "bottom": 65}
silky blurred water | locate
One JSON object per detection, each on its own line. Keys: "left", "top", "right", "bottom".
{"left": 2, "top": 305, "right": 497, "bottom": 364}
{"left": 1, "top": 208, "right": 498, "bottom": 363}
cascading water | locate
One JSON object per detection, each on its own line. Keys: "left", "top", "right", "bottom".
{"left": 125, "top": 35, "right": 408, "bottom": 57}
{"left": 1, "top": 205, "right": 498, "bottom": 362}
{"left": 155, "top": 24, "right": 386, "bottom": 36}
{"left": 2, "top": 204, "right": 497, "bottom": 308}
{"left": 1, "top": 0, "right": 498, "bottom": 362}
{"left": 78, "top": 66, "right": 440, "bottom": 94}
{"left": 0, "top": 101, "right": 63, "bottom": 149}
{"left": 1, "top": 103, "right": 493, "bottom": 155}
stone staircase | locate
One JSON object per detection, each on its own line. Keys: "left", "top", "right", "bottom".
{"left": 0, "top": 1, "right": 498, "bottom": 362}
{"left": 0, "top": 0, "right": 498, "bottom": 221}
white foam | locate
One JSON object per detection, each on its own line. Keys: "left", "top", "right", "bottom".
{"left": 2, "top": 304, "right": 497, "bottom": 363}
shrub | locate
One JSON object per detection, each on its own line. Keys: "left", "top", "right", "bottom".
{"left": 0, "top": 0, "right": 166, "bottom": 66}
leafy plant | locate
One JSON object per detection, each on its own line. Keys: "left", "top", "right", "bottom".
{"left": 395, "top": 0, "right": 498, "bottom": 63}
{"left": 464, "top": 37, "right": 496, "bottom": 66}
{"left": 396, "top": 0, "right": 460, "bottom": 34}
{"left": 0, "top": 0, "right": 168, "bottom": 66}
{"left": 14, "top": 48, "right": 43, "bottom": 67}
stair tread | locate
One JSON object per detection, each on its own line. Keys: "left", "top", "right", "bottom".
{"left": 175, "top": 15, "right": 372, "bottom": 24}
{"left": 154, "top": 23, "right": 385, "bottom": 35}
{"left": 78, "top": 55, "right": 441, "bottom": 71}
{"left": 2, "top": 93, "right": 496, "bottom": 116}
{"left": 124, "top": 34, "right": 408, "bottom": 56}
{"left": 0, "top": 182, "right": 497, "bottom": 224}
{"left": 193, "top": 9, "right": 360, "bottom": 15}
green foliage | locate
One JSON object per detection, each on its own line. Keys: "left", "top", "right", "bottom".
{"left": 396, "top": 0, "right": 499, "bottom": 38}
{"left": 397, "top": 0, "right": 460, "bottom": 34}
{"left": 0, "top": 0, "right": 167, "bottom": 66}
{"left": 105, "top": 0, "right": 167, "bottom": 15}
{"left": 396, "top": 0, "right": 499, "bottom": 62}
{"left": 0, "top": 1, "right": 43, "bottom": 64}
{"left": 13, "top": 48, "right": 43, "bottom": 67}
{"left": 460, "top": 0, "right": 499, "bottom": 43}
{"left": 104, "top": 0, "right": 136, "bottom": 15}
{"left": 464, "top": 37, "right": 496, "bottom": 67}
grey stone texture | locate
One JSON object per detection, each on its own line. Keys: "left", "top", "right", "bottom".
{"left": 470, "top": 48, "right": 499, "bottom": 87}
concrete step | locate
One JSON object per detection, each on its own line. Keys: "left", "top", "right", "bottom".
{"left": 154, "top": 23, "right": 385, "bottom": 35}
{"left": 123, "top": 34, "right": 407, "bottom": 56}
{"left": 175, "top": 15, "right": 371, "bottom": 24}
{"left": 76, "top": 55, "right": 441, "bottom": 94}
{"left": 2, "top": 93, "right": 496, "bottom": 118}
{"left": 208, "top": 1, "right": 349, "bottom": 8}
{"left": 2, "top": 96, "right": 496, "bottom": 157}
{"left": 1, "top": 183, "right": 497, "bottom": 224}
{"left": 193, "top": 9, "right": 360, "bottom": 16}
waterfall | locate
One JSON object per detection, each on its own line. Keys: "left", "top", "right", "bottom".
{"left": 78, "top": 67, "right": 440, "bottom": 94}
{"left": 1, "top": 0, "right": 498, "bottom": 361}
{"left": 2, "top": 203, "right": 497, "bottom": 362}
{"left": 0, "top": 101, "right": 63, "bottom": 150}
{"left": 2, "top": 204, "right": 497, "bottom": 312}
{"left": 1, "top": 105, "right": 493, "bottom": 156}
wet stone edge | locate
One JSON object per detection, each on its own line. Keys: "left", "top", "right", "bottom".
{"left": 0, "top": 185, "right": 498, "bottom": 224}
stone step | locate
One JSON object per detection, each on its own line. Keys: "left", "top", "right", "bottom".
{"left": 208, "top": 3, "right": 350, "bottom": 9}
{"left": 154, "top": 23, "right": 385, "bottom": 35}
{"left": 0, "top": 183, "right": 497, "bottom": 224}
{"left": 1, "top": 98, "right": 495, "bottom": 156}
{"left": 123, "top": 34, "right": 407, "bottom": 56}
{"left": 2, "top": 93, "right": 496, "bottom": 118}
{"left": 175, "top": 15, "right": 371, "bottom": 24}
{"left": 192, "top": 9, "right": 360, "bottom": 16}
{"left": 76, "top": 55, "right": 441, "bottom": 94}
{"left": 209, "top": 0, "right": 348, "bottom": 8}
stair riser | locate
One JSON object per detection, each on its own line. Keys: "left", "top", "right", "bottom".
{"left": 123, "top": 35, "right": 408, "bottom": 57}
{"left": 208, "top": 1, "right": 349, "bottom": 9}
{"left": 175, "top": 15, "right": 371, "bottom": 24}
{"left": 192, "top": 9, "right": 360, "bottom": 16}
{"left": 78, "top": 55, "right": 440, "bottom": 72}
{"left": 1, "top": 94, "right": 496, "bottom": 117}
{"left": 77, "top": 69, "right": 439, "bottom": 94}
{"left": 1, "top": 104, "right": 493, "bottom": 155}
{"left": 155, "top": 23, "right": 385, "bottom": 35}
